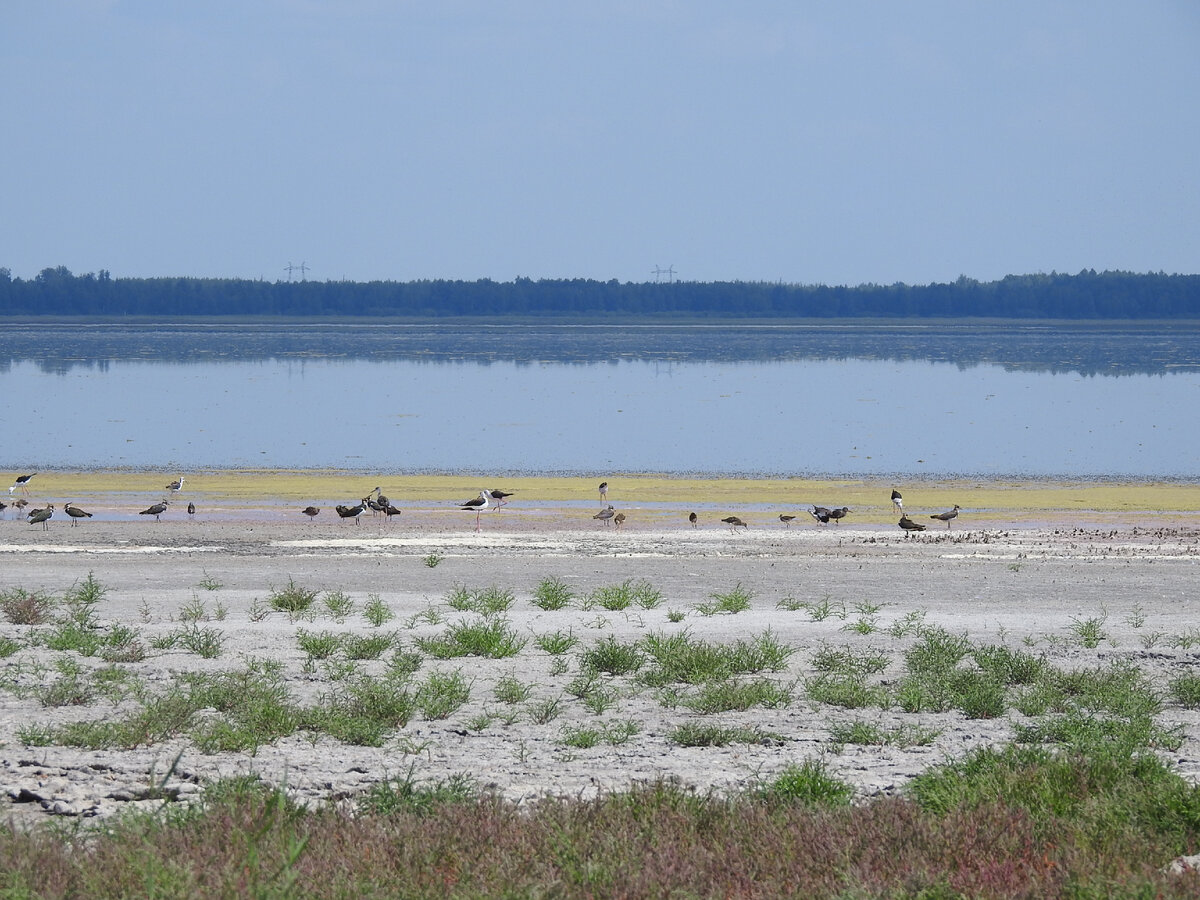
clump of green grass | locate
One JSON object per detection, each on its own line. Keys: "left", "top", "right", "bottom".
{"left": 586, "top": 579, "right": 662, "bottom": 612}
{"left": 534, "top": 628, "right": 579, "bottom": 655}
{"left": 532, "top": 576, "right": 575, "bottom": 611}
{"left": 423, "top": 552, "right": 444, "bottom": 568}
{"left": 755, "top": 759, "right": 853, "bottom": 807}
{"left": 358, "top": 768, "right": 477, "bottom": 816}
{"left": 0, "top": 635, "right": 21, "bottom": 657}
{"left": 670, "top": 722, "right": 782, "bottom": 747}
{"left": 343, "top": 633, "right": 394, "bottom": 660}
{"left": 811, "top": 644, "right": 890, "bottom": 679}
{"left": 196, "top": 573, "right": 223, "bottom": 591}
{"left": 681, "top": 678, "right": 792, "bottom": 714}
{"left": 446, "top": 585, "right": 515, "bottom": 616}
{"left": 302, "top": 674, "right": 414, "bottom": 746}
{"left": 416, "top": 618, "right": 527, "bottom": 659}
{"left": 828, "top": 720, "right": 940, "bottom": 749}
{"left": 579, "top": 636, "right": 644, "bottom": 676}
{"left": 1067, "top": 612, "right": 1110, "bottom": 648}
{"left": 269, "top": 578, "right": 319, "bottom": 617}
{"left": 640, "top": 629, "right": 794, "bottom": 686}
{"left": 297, "top": 629, "right": 343, "bottom": 659}
{"left": 415, "top": 670, "right": 472, "bottom": 720}
{"left": 694, "top": 583, "right": 753, "bottom": 616}
{"left": 493, "top": 673, "right": 534, "bottom": 704}
{"left": 1169, "top": 673, "right": 1200, "bottom": 708}
{"left": 806, "top": 674, "right": 887, "bottom": 710}
{"left": 363, "top": 594, "right": 395, "bottom": 627}
{"left": 322, "top": 590, "right": 355, "bottom": 621}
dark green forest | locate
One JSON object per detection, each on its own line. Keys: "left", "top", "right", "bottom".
{"left": 1, "top": 266, "right": 1198, "bottom": 319}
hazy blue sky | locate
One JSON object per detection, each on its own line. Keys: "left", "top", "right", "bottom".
{"left": 4, "top": 2, "right": 1198, "bottom": 287}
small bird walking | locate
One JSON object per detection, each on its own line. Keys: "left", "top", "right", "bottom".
{"left": 28, "top": 504, "right": 54, "bottom": 530}
{"left": 810, "top": 505, "right": 831, "bottom": 525}
{"left": 899, "top": 514, "right": 926, "bottom": 534}
{"left": 828, "top": 507, "right": 850, "bottom": 525}
{"left": 64, "top": 502, "right": 92, "bottom": 526}
{"left": 779, "top": 514, "right": 796, "bottom": 528}
{"left": 721, "top": 516, "right": 748, "bottom": 531}
{"left": 139, "top": 501, "right": 169, "bottom": 521}
{"left": 187, "top": 502, "right": 196, "bottom": 517}
{"left": 930, "top": 505, "right": 961, "bottom": 528}
{"left": 10, "top": 473, "right": 37, "bottom": 496}
{"left": 593, "top": 505, "right": 615, "bottom": 526}
{"left": 891, "top": 489, "right": 904, "bottom": 513}
{"left": 302, "top": 506, "right": 320, "bottom": 522}
{"left": 614, "top": 512, "right": 626, "bottom": 529}
{"left": 461, "top": 491, "right": 491, "bottom": 532}
{"left": 598, "top": 481, "right": 608, "bottom": 502}
{"left": 688, "top": 511, "right": 698, "bottom": 528}
{"left": 489, "top": 489, "right": 514, "bottom": 508}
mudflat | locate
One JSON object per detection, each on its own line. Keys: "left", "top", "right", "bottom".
{"left": 2, "top": 473, "right": 1199, "bottom": 826}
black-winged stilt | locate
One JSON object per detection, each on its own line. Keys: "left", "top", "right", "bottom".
{"left": 461, "top": 490, "right": 490, "bottom": 531}
{"left": 10, "top": 473, "right": 36, "bottom": 496}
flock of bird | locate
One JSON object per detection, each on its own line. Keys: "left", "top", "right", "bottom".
{"left": 5, "top": 473, "right": 962, "bottom": 536}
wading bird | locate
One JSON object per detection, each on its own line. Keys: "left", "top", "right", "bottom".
{"left": 930, "top": 505, "right": 961, "bottom": 528}
{"left": 64, "top": 502, "right": 92, "bottom": 526}
{"left": 891, "top": 489, "right": 903, "bottom": 512}
{"left": 688, "top": 512, "right": 698, "bottom": 528}
{"left": 187, "top": 502, "right": 196, "bottom": 517}
{"left": 28, "top": 504, "right": 53, "bottom": 530}
{"left": 614, "top": 512, "right": 626, "bottom": 529}
{"left": 461, "top": 490, "right": 491, "bottom": 531}
{"left": 301, "top": 506, "right": 320, "bottom": 522}
{"left": 593, "top": 505, "right": 615, "bottom": 526}
{"left": 335, "top": 500, "right": 366, "bottom": 525}
{"left": 489, "top": 489, "right": 514, "bottom": 508}
{"left": 598, "top": 481, "right": 608, "bottom": 502}
{"left": 166, "top": 476, "right": 184, "bottom": 494}
{"left": 383, "top": 503, "right": 402, "bottom": 519}
{"left": 779, "top": 514, "right": 796, "bottom": 528}
{"left": 721, "top": 516, "right": 748, "bottom": 531}
{"left": 10, "top": 473, "right": 37, "bottom": 496}
{"left": 899, "top": 514, "right": 926, "bottom": 534}
{"left": 828, "top": 507, "right": 850, "bottom": 525}
{"left": 139, "top": 501, "right": 169, "bottom": 521}
{"left": 810, "top": 505, "right": 831, "bottom": 525}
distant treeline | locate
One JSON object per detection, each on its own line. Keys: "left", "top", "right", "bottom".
{"left": 2, "top": 266, "right": 1198, "bottom": 319}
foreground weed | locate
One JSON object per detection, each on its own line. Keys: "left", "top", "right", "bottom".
{"left": 532, "top": 576, "right": 575, "bottom": 611}
{"left": 417, "top": 618, "right": 527, "bottom": 659}
{"left": 0, "top": 635, "right": 21, "bottom": 657}
{"left": 493, "top": 673, "right": 534, "bottom": 704}
{"left": 303, "top": 674, "right": 414, "bottom": 746}
{"left": 807, "top": 674, "right": 887, "bottom": 710}
{"left": 269, "top": 578, "right": 319, "bottom": 617}
{"left": 671, "top": 722, "right": 782, "bottom": 747}
{"left": 905, "top": 627, "right": 973, "bottom": 676}
{"left": 526, "top": 696, "right": 563, "bottom": 724}
{"left": 828, "top": 720, "right": 940, "bottom": 749}
{"left": 681, "top": 678, "right": 792, "bottom": 714}
{"left": 359, "top": 768, "right": 477, "bottom": 816}
{"left": 756, "top": 758, "right": 853, "bottom": 807}
{"left": 416, "top": 670, "right": 472, "bottom": 720}
{"left": 1169, "top": 673, "right": 1200, "bottom": 708}
{"left": 641, "top": 629, "right": 794, "bottom": 686}
{"left": 1068, "top": 613, "right": 1110, "bottom": 648}
{"left": 811, "top": 644, "right": 890, "bottom": 679}
{"left": 423, "top": 552, "right": 444, "bottom": 568}
{"left": 534, "top": 628, "right": 579, "bottom": 655}
{"left": 695, "top": 582, "right": 753, "bottom": 616}
{"left": 297, "top": 629, "right": 343, "bottom": 659}
{"left": 343, "top": 633, "right": 394, "bottom": 660}
{"left": 972, "top": 643, "right": 1048, "bottom": 685}
{"left": 363, "top": 593, "right": 394, "bottom": 627}
{"left": 580, "top": 636, "right": 644, "bottom": 675}
{"left": 0, "top": 588, "right": 56, "bottom": 625}
{"left": 322, "top": 590, "right": 355, "bottom": 621}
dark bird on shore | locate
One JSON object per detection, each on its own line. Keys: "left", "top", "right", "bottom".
{"left": 899, "top": 514, "right": 926, "bottom": 534}
{"left": 593, "top": 505, "right": 615, "bottom": 526}
{"left": 930, "top": 505, "right": 961, "bottom": 528}
{"left": 10, "top": 473, "right": 37, "bottom": 496}
{"left": 165, "top": 476, "right": 184, "bottom": 494}
{"left": 810, "top": 505, "right": 831, "bottom": 525}
{"left": 187, "top": 502, "right": 196, "bottom": 517}
{"left": 335, "top": 500, "right": 366, "bottom": 525}
{"left": 461, "top": 490, "right": 491, "bottom": 531}
{"left": 891, "top": 489, "right": 903, "bottom": 512}
{"left": 139, "top": 501, "right": 168, "bottom": 521}
{"left": 598, "top": 481, "right": 608, "bottom": 502}
{"left": 614, "top": 512, "right": 626, "bottom": 529}
{"left": 14, "top": 499, "right": 29, "bottom": 513}
{"left": 828, "top": 507, "right": 850, "bottom": 525}
{"left": 64, "top": 503, "right": 92, "bottom": 526}
{"left": 365, "top": 493, "right": 385, "bottom": 516}
{"left": 384, "top": 503, "right": 402, "bottom": 519}
{"left": 28, "top": 504, "right": 53, "bottom": 530}
{"left": 301, "top": 506, "right": 320, "bottom": 522}
{"left": 780, "top": 514, "right": 796, "bottom": 528}
{"left": 0, "top": 500, "right": 6, "bottom": 518}
{"left": 722, "top": 516, "right": 748, "bottom": 531}
{"left": 688, "top": 511, "right": 698, "bottom": 528}
{"left": 489, "top": 489, "right": 514, "bottom": 508}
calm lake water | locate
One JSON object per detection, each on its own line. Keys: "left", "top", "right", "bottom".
{"left": 2, "top": 322, "right": 1198, "bottom": 479}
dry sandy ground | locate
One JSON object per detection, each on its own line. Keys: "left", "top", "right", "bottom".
{"left": 3, "top": 501, "right": 1200, "bottom": 828}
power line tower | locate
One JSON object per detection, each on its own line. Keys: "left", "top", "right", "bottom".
{"left": 651, "top": 265, "right": 677, "bottom": 283}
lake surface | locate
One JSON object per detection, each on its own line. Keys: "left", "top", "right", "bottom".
{"left": 2, "top": 322, "right": 1198, "bottom": 479}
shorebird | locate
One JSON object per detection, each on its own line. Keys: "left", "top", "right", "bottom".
{"left": 64, "top": 502, "right": 92, "bottom": 526}
{"left": 593, "top": 505, "right": 615, "bottom": 526}
{"left": 383, "top": 503, "right": 402, "bottom": 519}
{"left": 688, "top": 511, "right": 698, "bottom": 528}
{"left": 721, "top": 516, "right": 748, "bottom": 531}
{"left": 810, "top": 505, "right": 831, "bottom": 525}
{"left": 779, "top": 514, "right": 796, "bottom": 528}
{"left": 139, "top": 501, "right": 169, "bottom": 521}
{"left": 301, "top": 506, "right": 320, "bottom": 522}
{"left": 10, "top": 473, "right": 36, "bottom": 496}
{"left": 930, "top": 505, "right": 961, "bottom": 528}
{"left": 187, "top": 502, "right": 196, "bottom": 517}
{"left": 598, "top": 481, "right": 608, "bottom": 502}
{"left": 165, "top": 476, "right": 184, "bottom": 494}
{"left": 614, "top": 512, "right": 626, "bottom": 529}
{"left": 375, "top": 488, "right": 391, "bottom": 508}
{"left": 489, "top": 489, "right": 514, "bottom": 508}
{"left": 828, "top": 507, "right": 850, "bottom": 525}
{"left": 364, "top": 492, "right": 385, "bottom": 517}
{"left": 891, "top": 489, "right": 904, "bottom": 512}
{"left": 899, "top": 514, "right": 926, "bottom": 534}
{"left": 335, "top": 500, "right": 366, "bottom": 525}
{"left": 28, "top": 504, "right": 53, "bottom": 530}
{"left": 461, "top": 491, "right": 490, "bottom": 531}
{"left": 13, "top": 499, "right": 29, "bottom": 514}
{"left": 0, "top": 500, "right": 7, "bottom": 518}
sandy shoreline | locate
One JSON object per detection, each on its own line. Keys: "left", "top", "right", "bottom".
{"left": 3, "top": 484, "right": 1200, "bottom": 828}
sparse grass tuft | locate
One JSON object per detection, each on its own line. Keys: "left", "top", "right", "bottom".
{"left": 532, "top": 576, "right": 575, "bottom": 611}
{"left": 0, "top": 588, "right": 56, "bottom": 625}
{"left": 694, "top": 583, "right": 753, "bottom": 616}
{"left": 268, "top": 578, "right": 319, "bottom": 616}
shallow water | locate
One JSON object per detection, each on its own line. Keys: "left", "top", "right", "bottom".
{"left": 3, "top": 322, "right": 1198, "bottom": 478}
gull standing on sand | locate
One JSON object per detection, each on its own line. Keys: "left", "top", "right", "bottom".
{"left": 461, "top": 491, "right": 491, "bottom": 531}
{"left": 593, "top": 505, "right": 615, "bottom": 526}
